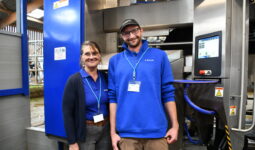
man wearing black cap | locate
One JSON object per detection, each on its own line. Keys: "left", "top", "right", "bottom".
{"left": 108, "top": 19, "right": 179, "bottom": 150}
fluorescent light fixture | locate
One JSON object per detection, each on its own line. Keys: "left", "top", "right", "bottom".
{"left": 27, "top": 9, "right": 44, "bottom": 19}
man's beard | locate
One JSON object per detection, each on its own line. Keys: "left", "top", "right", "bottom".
{"left": 127, "top": 37, "right": 141, "bottom": 48}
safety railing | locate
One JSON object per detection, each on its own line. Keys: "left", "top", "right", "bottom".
{"left": 232, "top": 84, "right": 255, "bottom": 132}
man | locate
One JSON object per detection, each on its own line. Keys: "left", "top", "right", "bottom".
{"left": 108, "top": 19, "right": 179, "bottom": 150}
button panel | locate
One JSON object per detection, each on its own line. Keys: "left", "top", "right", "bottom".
{"left": 199, "top": 70, "right": 212, "bottom": 75}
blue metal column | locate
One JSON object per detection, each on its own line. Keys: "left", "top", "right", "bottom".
{"left": 44, "top": 0, "right": 84, "bottom": 137}
{"left": 21, "top": 0, "right": 29, "bottom": 96}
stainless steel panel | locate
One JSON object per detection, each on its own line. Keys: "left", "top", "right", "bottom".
{"left": 85, "top": 3, "right": 106, "bottom": 52}
{"left": 193, "top": 0, "right": 228, "bottom": 79}
{"left": 103, "top": 0, "right": 193, "bottom": 32}
{"left": 229, "top": 0, "right": 249, "bottom": 132}
{"left": 0, "top": 33, "right": 22, "bottom": 90}
{"left": 105, "top": 33, "right": 118, "bottom": 53}
{"left": 171, "top": 58, "right": 184, "bottom": 80}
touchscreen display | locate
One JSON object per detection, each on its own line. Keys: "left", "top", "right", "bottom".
{"left": 198, "top": 36, "right": 220, "bottom": 59}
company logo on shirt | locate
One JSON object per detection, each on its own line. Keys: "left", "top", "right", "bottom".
{"left": 104, "top": 89, "right": 108, "bottom": 91}
{"left": 144, "top": 59, "right": 154, "bottom": 62}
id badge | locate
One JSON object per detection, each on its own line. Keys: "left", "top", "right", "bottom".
{"left": 128, "top": 81, "right": 141, "bottom": 92}
{"left": 93, "top": 114, "right": 104, "bottom": 123}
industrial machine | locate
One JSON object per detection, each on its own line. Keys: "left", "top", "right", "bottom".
{"left": 189, "top": 0, "right": 255, "bottom": 149}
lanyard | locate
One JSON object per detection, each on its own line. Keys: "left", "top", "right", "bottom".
{"left": 85, "top": 73, "right": 102, "bottom": 113}
{"left": 124, "top": 47, "right": 150, "bottom": 80}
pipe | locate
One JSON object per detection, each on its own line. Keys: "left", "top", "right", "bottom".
{"left": 184, "top": 122, "right": 202, "bottom": 145}
{"left": 238, "top": 0, "right": 247, "bottom": 129}
{"left": 184, "top": 84, "right": 216, "bottom": 115}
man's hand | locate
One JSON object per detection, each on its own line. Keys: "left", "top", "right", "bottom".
{"left": 164, "top": 101, "right": 179, "bottom": 144}
{"left": 69, "top": 143, "right": 79, "bottom": 150}
{"left": 111, "top": 133, "right": 121, "bottom": 150}
{"left": 164, "top": 127, "right": 178, "bottom": 144}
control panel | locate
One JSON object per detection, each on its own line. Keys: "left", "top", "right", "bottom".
{"left": 194, "top": 31, "right": 222, "bottom": 77}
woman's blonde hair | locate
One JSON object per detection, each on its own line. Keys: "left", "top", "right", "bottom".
{"left": 80, "top": 41, "right": 101, "bottom": 55}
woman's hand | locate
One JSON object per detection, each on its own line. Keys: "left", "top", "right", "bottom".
{"left": 69, "top": 143, "right": 79, "bottom": 150}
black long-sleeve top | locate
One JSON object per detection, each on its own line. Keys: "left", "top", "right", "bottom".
{"left": 62, "top": 72, "right": 86, "bottom": 144}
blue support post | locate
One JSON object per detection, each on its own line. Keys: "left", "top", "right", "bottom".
{"left": 44, "top": 0, "right": 85, "bottom": 138}
{"left": 21, "top": 0, "right": 29, "bottom": 96}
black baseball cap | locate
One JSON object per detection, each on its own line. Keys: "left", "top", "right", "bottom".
{"left": 119, "top": 19, "right": 140, "bottom": 33}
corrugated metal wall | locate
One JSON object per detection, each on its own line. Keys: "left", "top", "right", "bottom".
{"left": 1, "top": 26, "right": 44, "bottom": 85}
{"left": 0, "top": 26, "right": 30, "bottom": 149}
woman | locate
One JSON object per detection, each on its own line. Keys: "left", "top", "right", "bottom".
{"left": 62, "top": 41, "right": 111, "bottom": 150}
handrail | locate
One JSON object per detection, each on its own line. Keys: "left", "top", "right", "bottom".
{"left": 232, "top": 84, "right": 255, "bottom": 132}
{"left": 184, "top": 84, "right": 216, "bottom": 115}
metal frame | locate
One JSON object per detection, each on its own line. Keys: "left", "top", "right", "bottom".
{"left": 0, "top": 0, "right": 29, "bottom": 96}
{"left": 28, "top": 39, "right": 44, "bottom": 85}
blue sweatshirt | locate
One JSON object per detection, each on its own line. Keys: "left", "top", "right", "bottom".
{"left": 108, "top": 40, "right": 175, "bottom": 138}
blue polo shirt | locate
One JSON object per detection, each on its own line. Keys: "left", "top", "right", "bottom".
{"left": 80, "top": 69, "right": 109, "bottom": 121}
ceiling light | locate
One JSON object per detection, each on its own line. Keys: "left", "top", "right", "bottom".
{"left": 27, "top": 9, "right": 44, "bottom": 19}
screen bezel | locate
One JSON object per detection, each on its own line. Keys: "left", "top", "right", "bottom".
{"left": 194, "top": 31, "right": 222, "bottom": 77}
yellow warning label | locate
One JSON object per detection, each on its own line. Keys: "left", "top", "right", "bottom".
{"left": 53, "top": 0, "right": 69, "bottom": 9}
{"left": 216, "top": 90, "right": 222, "bottom": 96}
{"left": 229, "top": 106, "right": 237, "bottom": 116}
{"left": 215, "top": 87, "right": 224, "bottom": 97}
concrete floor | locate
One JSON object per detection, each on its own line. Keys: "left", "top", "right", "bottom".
{"left": 183, "top": 142, "right": 207, "bottom": 150}
{"left": 30, "top": 97, "right": 44, "bottom": 127}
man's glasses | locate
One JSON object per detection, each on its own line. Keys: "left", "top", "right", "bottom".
{"left": 82, "top": 51, "right": 99, "bottom": 57}
{"left": 121, "top": 28, "right": 140, "bottom": 37}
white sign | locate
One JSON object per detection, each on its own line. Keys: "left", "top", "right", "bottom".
{"left": 53, "top": 0, "right": 69, "bottom": 9}
{"left": 54, "top": 47, "right": 66, "bottom": 60}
